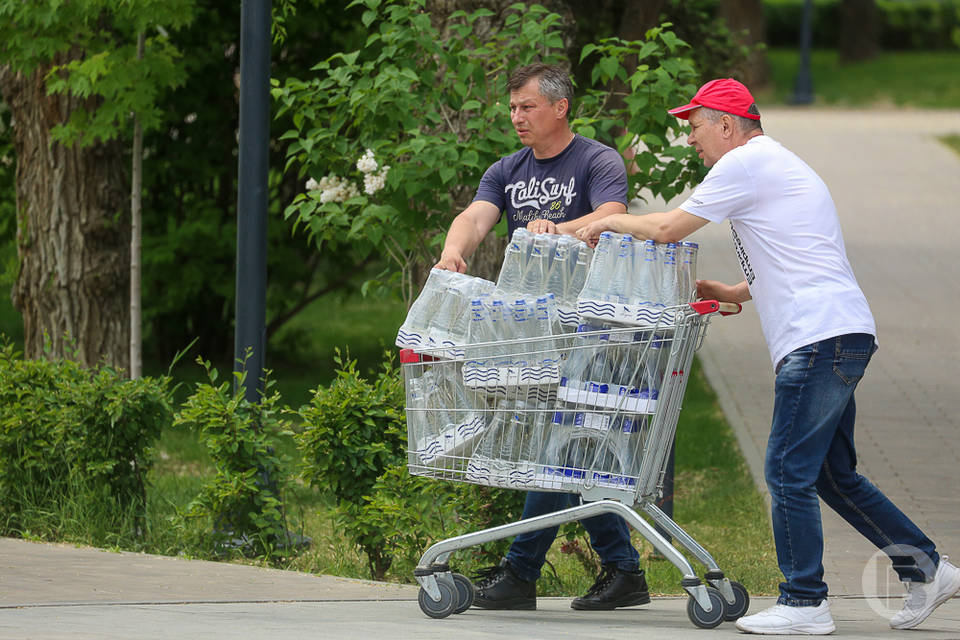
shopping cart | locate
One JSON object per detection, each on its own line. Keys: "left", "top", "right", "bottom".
{"left": 400, "top": 300, "right": 745, "bottom": 628}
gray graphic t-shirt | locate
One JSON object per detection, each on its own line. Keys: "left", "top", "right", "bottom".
{"left": 473, "top": 135, "right": 628, "bottom": 235}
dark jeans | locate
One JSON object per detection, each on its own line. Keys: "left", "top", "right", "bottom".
{"left": 505, "top": 490, "right": 639, "bottom": 582}
{"left": 767, "top": 333, "right": 937, "bottom": 606}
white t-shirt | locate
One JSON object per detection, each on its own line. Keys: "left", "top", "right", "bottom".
{"left": 679, "top": 135, "right": 876, "bottom": 369}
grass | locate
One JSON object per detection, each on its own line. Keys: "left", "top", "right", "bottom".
{"left": 761, "top": 48, "right": 960, "bottom": 109}
{"left": 940, "top": 134, "right": 960, "bottom": 158}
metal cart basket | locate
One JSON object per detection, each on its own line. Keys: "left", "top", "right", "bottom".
{"left": 400, "top": 300, "right": 745, "bottom": 628}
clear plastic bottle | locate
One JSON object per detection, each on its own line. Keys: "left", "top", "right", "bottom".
{"left": 659, "top": 242, "right": 680, "bottom": 308}
{"left": 567, "top": 245, "right": 591, "bottom": 305}
{"left": 586, "top": 332, "right": 613, "bottom": 387}
{"left": 607, "top": 233, "right": 634, "bottom": 304}
{"left": 631, "top": 239, "right": 659, "bottom": 308}
{"left": 544, "top": 238, "right": 570, "bottom": 302}
{"left": 426, "top": 286, "right": 459, "bottom": 344}
{"left": 580, "top": 231, "right": 616, "bottom": 301}
{"left": 497, "top": 234, "right": 527, "bottom": 293}
{"left": 399, "top": 269, "right": 448, "bottom": 342}
{"left": 520, "top": 234, "right": 551, "bottom": 295}
{"left": 679, "top": 241, "right": 699, "bottom": 304}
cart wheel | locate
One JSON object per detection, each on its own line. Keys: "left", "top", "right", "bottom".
{"left": 451, "top": 573, "right": 475, "bottom": 614}
{"left": 687, "top": 587, "right": 725, "bottom": 629}
{"left": 722, "top": 581, "right": 750, "bottom": 621}
{"left": 418, "top": 579, "right": 457, "bottom": 619}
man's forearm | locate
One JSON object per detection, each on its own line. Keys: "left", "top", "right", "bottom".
{"left": 441, "top": 214, "right": 484, "bottom": 261}
{"left": 555, "top": 202, "right": 626, "bottom": 235}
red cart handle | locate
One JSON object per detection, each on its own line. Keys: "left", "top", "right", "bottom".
{"left": 690, "top": 300, "right": 742, "bottom": 316}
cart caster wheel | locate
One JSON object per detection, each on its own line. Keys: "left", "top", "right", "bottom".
{"left": 418, "top": 579, "right": 457, "bottom": 619}
{"left": 687, "top": 587, "right": 725, "bottom": 629}
{"left": 451, "top": 572, "right": 475, "bottom": 614}
{"left": 722, "top": 581, "right": 750, "bottom": 621}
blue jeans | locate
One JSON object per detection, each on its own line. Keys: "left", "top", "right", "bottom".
{"left": 767, "top": 333, "right": 938, "bottom": 606}
{"left": 505, "top": 490, "right": 639, "bottom": 582}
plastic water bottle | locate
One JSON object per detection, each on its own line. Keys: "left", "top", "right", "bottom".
{"left": 679, "top": 241, "right": 699, "bottom": 304}
{"left": 497, "top": 237, "right": 525, "bottom": 293}
{"left": 507, "top": 298, "right": 533, "bottom": 360}
{"left": 586, "top": 333, "right": 613, "bottom": 387}
{"left": 607, "top": 233, "right": 634, "bottom": 304}
{"left": 632, "top": 239, "right": 659, "bottom": 307}
{"left": 544, "top": 238, "right": 570, "bottom": 302}
{"left": 406, "top": 376, "right": 430, "bottom": 441}
{"left": 520, "top": 234, "right": 551, "bottom": 295}
{"left": 580, "top": 231, "right": 615, "bottom": 301}
{"left": 566, "top": 245, "right": 591, "bottom": 305}
{"left": 426, "top": 286, "right": 459, "bottom": 344}
{"left": 399, "top": 269, "right": 448, "bottom": 340}
{"left": 467, "top": 298, "right": 496, "bottom": 358}
{"left": 659, "top": 242, "right": 680, "bottom": 308}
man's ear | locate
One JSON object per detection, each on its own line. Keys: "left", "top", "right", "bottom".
{"left": 721, "top": 114, "right": 738, "bottom": 139}
{"left": 555, "top": 98, "right": 568, "bottom": 119}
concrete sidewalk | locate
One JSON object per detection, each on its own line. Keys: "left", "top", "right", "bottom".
{"left": 2, "top": 537, "right": 960, "bottom": 639}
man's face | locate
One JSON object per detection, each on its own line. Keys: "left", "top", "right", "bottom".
{"left": 509, "top": 78, "right": 565, "bottom": 150}
{"left": 686, "top": 108, "right": 729, "bottom": 168}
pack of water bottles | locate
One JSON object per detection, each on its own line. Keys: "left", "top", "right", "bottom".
{"left": 396, "top": 266, "right": 566, "bottom": 364}
{"left": 396, "top": 269, "right": 497, "bottom": 356}
{"left": 496, "top": 228, "right": 594, "bottom": 328}
{"left": 577, "top": 231, "right": 698, "bottom": 327}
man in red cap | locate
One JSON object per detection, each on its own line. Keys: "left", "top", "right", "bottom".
{"left": 577, "top": 78, "right": 959, "bottom": 634}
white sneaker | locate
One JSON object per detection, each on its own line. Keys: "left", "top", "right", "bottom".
{"left": 735, "top": 600, "right": 836, "bottom": 635}
{"left": 890, "top": 555, "right": 960, "bottom": 629}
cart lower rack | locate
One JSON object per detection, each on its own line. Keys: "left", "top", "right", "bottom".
{"left": 401, "top": 300, "right": 745, "bottom": 628}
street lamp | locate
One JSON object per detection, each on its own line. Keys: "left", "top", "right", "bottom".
{"left": 791, "top": 0, "right": 815, "bottom": 104}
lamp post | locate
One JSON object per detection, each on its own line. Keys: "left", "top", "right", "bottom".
{"left": 234, "top": 0, "right": 271, "bottom": 401}
{"left": 791, "top": 0, "right": 815, "bottom": 104}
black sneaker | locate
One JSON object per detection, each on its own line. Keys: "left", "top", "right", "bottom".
{"left": 471, "top": 559, "right": 536, "bottom": 610}
{"left": 570, "top": 564, "right": 650, "bottom": 611}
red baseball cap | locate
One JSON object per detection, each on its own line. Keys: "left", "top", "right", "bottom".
{"left": 668, "top": 78, "right": 761, "bottom": 120}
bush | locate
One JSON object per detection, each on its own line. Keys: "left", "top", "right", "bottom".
{"left": 173, "top": 358, "right": 295, "bottom": 561}
{"left": 0, "top": 342, "right": 172, "bottom": 539}
{"left": 764, "top": 0, "right": 960, "bottom": 50}
{"left": 295, "top": 351, "right": 406, "bottom": 579}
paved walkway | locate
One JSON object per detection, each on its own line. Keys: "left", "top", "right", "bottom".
{"left": 673, "top": 107, "right": 960, "bottom": 597}
{"left": 1, "top": 108, "right": 959, "bottom": 638}
{"left": 2, "top": 537, "right": 959, "bottom": 639}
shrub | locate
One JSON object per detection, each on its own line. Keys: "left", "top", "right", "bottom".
{"left": 295, "top": 351, "right": 406, "bottom": 579}
{"left": 0, "top": 342, "right": 172, "bottom": 539}
{"left": 764, "top": 0, "right": 960, "bottom": 51}
{"left": 173, "top": 358, "right": 294, "bottom": 560}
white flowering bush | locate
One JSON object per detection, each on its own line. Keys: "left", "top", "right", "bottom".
{"left": 274, "top": 0, "right": 703, "bottom": 305}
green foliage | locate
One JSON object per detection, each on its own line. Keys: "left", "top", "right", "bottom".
{"left": 0, "top": 0, "right": 195, "bottom": 147}
{"left": 294, "top": 350, "right": 405, "bottom": 578}
{"left": 173, "top": 358, "right": 294, "bottom": 560}
{"left": 764, "top": 0, "right": 960, "bottom": 51}
{"left": 0, "top": 342, "right": 173, "bottom": 537}
{"left": 763, "top": 48, "right": 960, "bottom": 108}
{"left": 274, "top": 0, "right": 703, "bottom": 304}
{"left": 661, "top": 0, "right": 757, "bottom": 83}
{"left": 575, "top": 29, "right": 705, "bottom": 203}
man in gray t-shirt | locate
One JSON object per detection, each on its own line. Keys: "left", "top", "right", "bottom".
{"left": 435, "top": 63, "right": 627, "bottom": 273}
{"left": 434, "top": 63, "right": 647, "bottom": 614}
{"left": 474, "top": 134, "right": 627, "bottom": 237}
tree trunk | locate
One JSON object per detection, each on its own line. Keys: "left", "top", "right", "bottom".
{"left": 839, "top": 0, "right": 880, "bottom": 63}
{"left": 719, "top": 0, "right": 770, "bottom": 88}
{"left": 0, "top": 61, "right": 130, "bottom": 370}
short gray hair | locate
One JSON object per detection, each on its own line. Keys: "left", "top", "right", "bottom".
{"left": 699, "top": 106, "right": 762, "bottom": 133}
{"left": 507, "top": 63, "right": 574, "bottom": 119}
